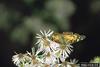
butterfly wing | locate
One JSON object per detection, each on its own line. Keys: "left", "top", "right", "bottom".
{"left": 62, "top": 32, "right": 86, "bottom": 44}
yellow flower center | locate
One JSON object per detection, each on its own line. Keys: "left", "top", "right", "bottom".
{"left": 46, "top": 52, "right": 51, "bottom": 57}
{"left": 60, "top": 44, "right": 66, "bottom": 50}
{"left": 32, "top": 55, "right": 38, "bottom": 64}
{"left": 43, "top": 38, "right": 50, "bottom": 47}
{"left": 45, "top": 64, "right": 50, "bottom": 67}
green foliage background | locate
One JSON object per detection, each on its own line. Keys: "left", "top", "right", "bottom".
{"left": 0, "top": 0, "right": 76, "bottom": 44}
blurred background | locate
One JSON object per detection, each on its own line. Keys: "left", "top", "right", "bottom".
{"left": 0, "top": 0, "right": 100, "bottom": 67}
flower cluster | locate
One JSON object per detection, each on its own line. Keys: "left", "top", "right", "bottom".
{"left": 12, "top": 29, "right": 85, "bottom": 67}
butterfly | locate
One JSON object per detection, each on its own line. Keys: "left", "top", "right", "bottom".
{"left": 51, "top": 32, "right": 86, "bottom": 44}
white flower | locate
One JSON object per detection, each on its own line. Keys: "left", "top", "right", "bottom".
{"left": 26, "top": 52, "right": 44, "bottom": 67}
{"left": 69, "top": 59, "right": 78, "bottom": 64}
{"left": 55, "top": 44, "right": 73, "bottom": 62}
{"left": 36, "top": 39, "right": 60, "bottom": 55}
{"left": 58, "top": 59, "right": 78, "bottom": 67}
{"left": 60, "top": 59, "right": 79, "bottom": 67}
{"left": 35, "top": 29, "right": 54, "bottom": 45}
{"left": 12, "top": 53, "right": 32, "bottom": 67}
{"left": 12, "top": 51, "right": 44, "bottom": 67}
{"left": 68, "top": 59, "right": 79, "bottom": 67}
{"left": 49, "top": 40, "right": 60, "bottom": 51}
{"left": 12, "top": 53, "right": 22, "bottom": 66}
{"left": 35, "top": 29, "right": 54, "bottom": 55}
{"left": 42, "top": 52, "right": 58, "bottom": 65}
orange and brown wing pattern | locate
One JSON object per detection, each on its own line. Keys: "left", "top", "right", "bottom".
{"left": 62, "top": 32, "right": 85, "bottom": 44}
{"left": 51, "top": 32, "right": 86, "bottom": 44}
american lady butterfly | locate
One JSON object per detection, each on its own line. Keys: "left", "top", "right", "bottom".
{"left": 51, "top": 32, "right": 86, "bottom": 44}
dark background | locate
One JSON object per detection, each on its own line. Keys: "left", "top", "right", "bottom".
{"left": 0, "top": 0, "right": 100, "bottom": 67}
